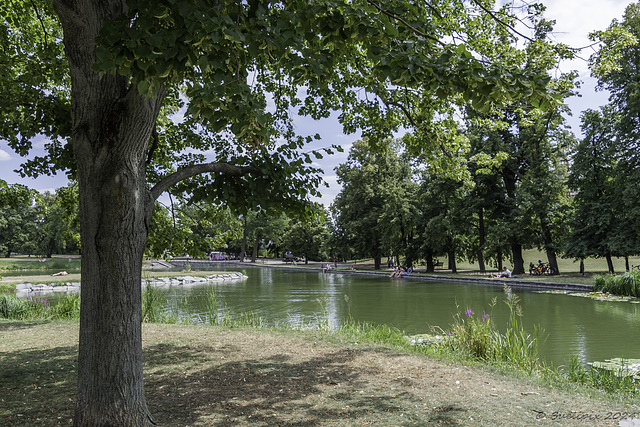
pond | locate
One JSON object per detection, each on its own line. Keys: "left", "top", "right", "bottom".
{"left": 150, "top": 265, "right": 640, "bottom": 369}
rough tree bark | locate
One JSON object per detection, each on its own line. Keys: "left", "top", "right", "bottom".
{"left": 53, "top": 0, "right": 257, "bottom": 424}
{"left": 53, "top": 0, "right": 163, "bottom": 424}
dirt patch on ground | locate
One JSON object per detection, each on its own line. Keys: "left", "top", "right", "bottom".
{"left": 1, "top": 321, "right": 638, "bottom": 426}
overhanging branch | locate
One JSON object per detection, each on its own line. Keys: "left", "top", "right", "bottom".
{"left": 365, "top": 0, "right": 444, "bottom": 46}
{"left": 150, "top": 162, "right": 260, "bottom": 201}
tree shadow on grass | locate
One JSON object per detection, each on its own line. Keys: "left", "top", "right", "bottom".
{"left": 1, "top": 341, "right": 464, "bottom": 426}
{"left": 144, "top": 344, "right": 452, "bottom": 426}
{"left": 0, "top": 345, "right": 77, "bottom": 426}
{"left": 0, "top": 320, "right": 51, "bottom": 331}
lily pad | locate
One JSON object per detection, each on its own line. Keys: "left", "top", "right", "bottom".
{"left": 534, "top": 290, "right": 640, "bottom": 303}
{"left": 407, "top": 333, "right": 445, "bottom": 346}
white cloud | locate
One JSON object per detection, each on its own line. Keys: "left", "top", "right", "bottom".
{"left": 542, "top": 0, "right": 629, "bottom": 75}
{"left": 0, "top": 148, "right": 10, "bottom": 161}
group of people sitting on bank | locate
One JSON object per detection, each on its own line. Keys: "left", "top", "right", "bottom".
{"left": 389, "top": 265, "right": 413, "bottom": 278}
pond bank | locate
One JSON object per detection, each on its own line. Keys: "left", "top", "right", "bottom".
{"left": 11, "top": 272, "right": 247, "bottom": 296}
{"left": 168, "top": 259, "right": 593, "bottom": 292}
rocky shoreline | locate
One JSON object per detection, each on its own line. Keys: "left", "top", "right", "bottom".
{"left": 14, "top": 272, "right": 248, "bottom": 297}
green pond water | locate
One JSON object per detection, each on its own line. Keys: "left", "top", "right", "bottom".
{"left": 151, "top": 266, "right": 640, "bottom": 369}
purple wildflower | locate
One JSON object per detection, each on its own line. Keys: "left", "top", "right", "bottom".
{"left": 481, "top": 310, "right": 489, "bottom": 323}
{"left": 465, "top": 308, "right": 474, "bottom": 317}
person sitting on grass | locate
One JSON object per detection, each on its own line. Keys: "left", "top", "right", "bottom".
{"left": 500, "top": 267, "right": 512, "bottom": 278}
{"left": 490, "top": 267, "right": 512, "bottom": 278}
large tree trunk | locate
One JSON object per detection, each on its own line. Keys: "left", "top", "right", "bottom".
{"left": 54, "top": 0, "right": 164, "bottom": 424}
{"left": 75, "top": 155, "right": 157, "bottom": 426}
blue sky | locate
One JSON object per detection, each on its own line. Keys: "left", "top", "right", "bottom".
{"left": 0, "top": 0, "right": 631, "bottom": 207}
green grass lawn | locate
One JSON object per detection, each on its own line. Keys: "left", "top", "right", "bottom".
{"left": 0, "top": 255, "right": 82, "bottom": 271}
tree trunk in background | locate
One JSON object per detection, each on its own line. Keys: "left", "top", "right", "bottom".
{"left": 477, "top": 207, "right": 486, "bottom": 273}
{"left": 374, "top": 256, "right": 381, "bottom": 270}
{"left": 251, "top": 235, "right": 260, "bottom": 262}
{"left": 539, "top": 213, "right": 559, "bottom": 274}
{"left": 241, "top": 216, "right": 247, "bottom": 260}
{"left": 511, "top": 243, "right": 525, "bottom": 275}
{"left": 606, "top": 254, "right": 615, "bottom": 274}
{"left": 425, "top": 248, "right": 434, "bottom": 273}
{"left": 448, "top": 249, "right": 457, "bottom": 273}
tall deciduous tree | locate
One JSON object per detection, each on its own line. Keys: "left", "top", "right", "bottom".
{"left": 462, "top": 17, "right": 575, "bottom": 275}
{"left": 566, "top": 107, "right": 620, "bottom": 272}
{"left": 332, "top": 139, "right": 414, "bottom": 269}
{"left": 1, "top": 1, "right": 557, "bottom": 424}
{"left": 282, "top": 208, "right": 330, "bottom": 263}
{"left": 588, "top": 2, "right": 640, "bottom": 262}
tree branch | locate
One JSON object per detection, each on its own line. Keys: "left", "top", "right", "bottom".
{"left": 469, "top": 0, "right": 534, "bottom": 42}
{"left": 365, "top": 0, "right": 444, "bottom": 46}
{"left": 150, "top": 162, "right": 260, "bottom": 201}
{"left": 29, "top": 0, "right": 50, "bottom": 46}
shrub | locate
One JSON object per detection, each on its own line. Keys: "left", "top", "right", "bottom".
{"left": 438, "top": 285, "right": 545, "bottom": 374}
{"left": 0, "top": 293, "right": 79, "bottom": 320}
{"left": 594, "top": 271, "right": 640, "bottom": 297}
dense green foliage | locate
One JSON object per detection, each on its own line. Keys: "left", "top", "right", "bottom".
{"left": 0, "top": 182, "right": 79, "bottom": 258}
{"left": 331, "top": 139, "right": 417, "bottom": 269}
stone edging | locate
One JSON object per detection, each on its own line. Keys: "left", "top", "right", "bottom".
{"left": 14, "top": 272, "right": 248, "bottom": 297}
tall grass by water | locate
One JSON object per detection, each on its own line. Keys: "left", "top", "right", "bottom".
{"left": 141, "top": 285, "right": 264, "bottom": 327}
{"left": 0, "top": 293, "right": 80, "bottom": 320}
{"left": 594, "top": 271, "right": 640, "bottom": 297}
{"left": 405, "top": 285, "right": 547, "bottom": 375}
